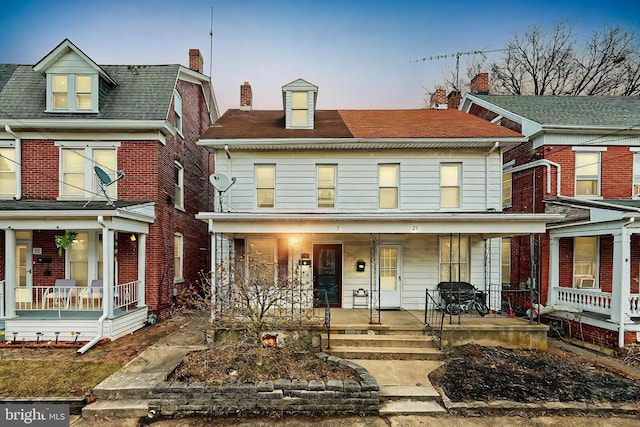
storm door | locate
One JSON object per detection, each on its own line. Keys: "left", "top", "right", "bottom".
{"left": 313, "top": 244, "right": 342, "bottom": 307}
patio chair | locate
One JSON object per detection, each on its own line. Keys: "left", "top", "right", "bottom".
{"left": 79, "top": 279, "right": 103, "bottom": 310}
{"left": 43, "top": 279, "right": 76, "bottom": 309}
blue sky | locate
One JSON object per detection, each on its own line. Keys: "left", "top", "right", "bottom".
{"left": 0, "top": 0, "right": 638, "bottom": 114}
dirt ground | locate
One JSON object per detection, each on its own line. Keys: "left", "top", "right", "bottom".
{"left": 429, "top": 344, "right": 640, "bottom": 403}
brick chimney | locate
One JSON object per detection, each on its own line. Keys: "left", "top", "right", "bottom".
{"left": 447, "top": 90, "right": 461, "bottom": 110}
{"left": 429, "top": 89, "right": 447, "bottom": 109}
{"left": 240, "top": 82, "right": 252, "bottom": 111}
{"left": 470, "top": 73, "right": 489, "bottom": 94}
{"left": 189, "top": 49, "right": 203, "bottom": 73}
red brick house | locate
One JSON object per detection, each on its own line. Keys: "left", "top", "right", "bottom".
{"left": 0, "top": 39, "right": 218, "bottom": 352}
{"left": 461, "top": 77, "right": 640, "bottom": 347}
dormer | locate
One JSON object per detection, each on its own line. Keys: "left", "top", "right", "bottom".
{"left": 33, "top": 39, "right": 117, "bottom": 113}
{"left": 282, "top": 78, "right": 318, "bottom": 129}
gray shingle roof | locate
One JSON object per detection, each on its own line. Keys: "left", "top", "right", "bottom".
{"left": 474, "top": 95, "right": 640, "bottom": 128}
{"left": 0, "top": 64, "right": 180, "bottom": 121}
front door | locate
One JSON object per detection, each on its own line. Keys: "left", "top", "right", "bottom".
{"left": 313, "top": 244, "right": 342, "bottom": 307}
{"left": 16, "top": 235, "right": 33, "bottom": 305}
{"left": 380, "top": 245, "right": 402, "bottom": 308}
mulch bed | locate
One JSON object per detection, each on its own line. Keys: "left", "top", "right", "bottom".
{"left": 429, "top": 345, "right": 640, "bottom": 403}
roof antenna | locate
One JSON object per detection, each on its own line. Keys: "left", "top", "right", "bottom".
{"left": 84, "top": 166, "right": 125, "bottom": 207}
{"left": 209, "top": 2, "right": 214, "bottom": 76}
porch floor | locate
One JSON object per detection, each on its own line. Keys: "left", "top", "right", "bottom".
{"left": 15, "top": 310, "right": 102, "bottom": 320}
{"left": 329, "top": 309, "right": 549, "bottom": 350}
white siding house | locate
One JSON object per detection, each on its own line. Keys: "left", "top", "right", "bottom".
{"left": 197, "top": 80, "right": 561, "bottom": 315}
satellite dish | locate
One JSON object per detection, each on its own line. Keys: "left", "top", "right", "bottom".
{"left": 209, "top": 173, "right": 236, "bottom": 212}
{"left": 84, "top": 166, "right": 125, "bottom": 207}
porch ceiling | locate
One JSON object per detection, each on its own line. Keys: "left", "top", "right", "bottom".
{"left": 197, "top": 211, "right": 562, "bottom": 236}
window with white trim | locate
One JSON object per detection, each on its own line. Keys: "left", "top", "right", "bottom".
{"left": 574, "top": 237, "right": 598, "bottom": 288}
{"left": 502, "top": 238, "right": 511, "bottom": 285}
{"left": 174, "top": 161, "right": 184, "bottom": 210}
{"left": 0, "top": 146, "right": 17, "bottom": 198}
{"left": 575, "top": 152, "right": 600, "bottom": 196}
{"left": 256, "top": 164, "right": 275, "bottom": 208}
{"left": 502, "top": 172, "right": 512, "bottom": 207}
{"left": 174, "top": 233, "right": 183, "bottom": 282}
{"left": 439, "top": 235, "right": 469, "bottom": 282}
{"left": 633, "top": 152, "right": 640, "bottom": 198}
{"left": 48, "top": 74, "right": 98, "bottom": 112}
{"left": 317, "top": 164, "right": 336, "bottom": 208}
{"left": 69, "top": 231, "right": 89, "bottom": 287}
{"left": 379, "top": 164, "right": 398, "bottom": 209}
{"left": 247, "top": 238, "right": 276, "bottom": 284}
{"left": 440, "top": 163, "right": 461, "bottom": 208}
{"left": 291, "top": 92, "right": 309, "bottom": 127}
{"left": 59, "top": 144, "right": 118, "bottom": 200}
{"left": 174, "top": 90, "right": 183, "bottom": 135}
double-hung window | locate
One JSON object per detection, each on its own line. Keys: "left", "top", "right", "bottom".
{"left": 502, "top": 172, "right": 513, "bottom": 207}
{"left": 633, "top": 151, "right": 640, "bottom": 198}
{"left": 58, "top": 143, "right": 118, "bottom": 200}
{"left": 174, "top": 233, "right": 184, "bottom": 282}
{"left": 49, "top": 74, "right": 97, "bottom": 112}
{"left": 174, "top": 161, "right": 184, "bottom": 210}
{"left": 317, "top": 165, "right": 336, "bottom": 208}
{"left": 574, "top": 237, "right": 598, "bottom": 288}
{"left": 574, "top": 151, "right": 600, "bottom": 197}
{"left": 0, "top": 146, "right": 17, "bottom": 198}
{"left": 256, "top": 165, "right": 275, "bottom": 208}
{"left": 501, "top": 238, "right": 511, "bottom": 285}
{"left": 440, "top": 163, "right": 461, "bottom": 208}
{"left": 379, "top": 164, "right": 398, "bottom": 209}
{"left": 291, "top": 92, "right": 309, "bottom": 127}
{"left": 174, "top": 91, "right": 183, "bottom": 135}
{"left": 439, "top": 235, "right": 469, "bottom": 282}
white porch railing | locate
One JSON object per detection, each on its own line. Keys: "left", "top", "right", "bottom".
{"left": 114, "top": 280, "right": 139, "bottom": 312}
{"left": 14, "top": 285, "right": 103, "bottom": 311}
{"left": 630, "top": 294, "right": 640, "bottom": 317}
{"left": 0, "top": 280, "right": 4, "bottom": 317}
{"left": 555, "top": 287, "right": 612, "bottom": 315}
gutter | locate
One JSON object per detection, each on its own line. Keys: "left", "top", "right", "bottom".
{"left": 77, "top": 215, "right": 108, "bottom": 355}
{"left": 618, "top": 217, "right": 635, "bottom": 349}
{"left": 507, "top": 159, "right": 561, "bottom": 196}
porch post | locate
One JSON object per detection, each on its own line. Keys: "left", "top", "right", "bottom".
{"left": 610, "top": 230, "right": 631, "bottom": 328}
{"left": 137, "top": 233, "right": 146, "bottom": 307}
{"left": 4, "top": 229, "right": 16, "bottom": 317}
{"left": 546, "top": 237, "right": 560, "bottom": 306}
{"left": 102, "top": 228, "right": 115, "bottom": 319}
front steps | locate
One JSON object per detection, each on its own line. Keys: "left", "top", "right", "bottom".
{"left": 327, "top": 330, "right": 444, "bottom": 361}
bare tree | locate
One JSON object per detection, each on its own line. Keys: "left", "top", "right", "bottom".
{"left": 429, "top": 20, "right": 640, "bottom": 97}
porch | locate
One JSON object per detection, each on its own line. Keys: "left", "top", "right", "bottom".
{"left": 328, "top": 308, "right": 549, "bottom": 351}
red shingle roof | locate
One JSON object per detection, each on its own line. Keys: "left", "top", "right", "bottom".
{"left": 200, "top": 108, "right": 523, "bottom": 140}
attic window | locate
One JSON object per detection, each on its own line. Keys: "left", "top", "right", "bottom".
{"left": 174, "top": 91, "right": 183, "bottom": 135}
{"left": 48, "top": 74, "right": 98, "bottom": 112}
{"left": 291, "top": 92, "right": 308, "bottom": 127}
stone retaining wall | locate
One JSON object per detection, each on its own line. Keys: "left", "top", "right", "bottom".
{"left": 148, "top": 353, "right": 379, "bottom": 417}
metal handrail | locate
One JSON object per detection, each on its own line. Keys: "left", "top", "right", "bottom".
{"left": 423, "top": 289, "right": 445, "bottom": 350}
{"left": 322, "top": 290, "right": 331, "bottom": 350}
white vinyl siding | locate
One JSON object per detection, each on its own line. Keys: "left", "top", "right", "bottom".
{"left": 218, "top": 150, "right": 500, "bottom": 212}
{"left": 45, "top": 50, "right": 99, "bottom": 113}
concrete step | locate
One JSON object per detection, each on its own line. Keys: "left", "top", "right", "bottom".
{"left": 92, "top": 371, "right": 164, "bottom": 400}
{"left": 329, "top": 334, "right": 438, "bottom": 349}
{"left": 328, "top": 345, "right": 445, "bottom": 360}
{"left": 379, "top": 385, "right": 441, "bottom": 402}
{"left": 379, "top": 399, "right": 447, "bottom": 415}
{"left": 81, "top": 399, "right": 150, "bottom": 418}
{"left": 330, "top": 324, "right": 428, "bottom": 335}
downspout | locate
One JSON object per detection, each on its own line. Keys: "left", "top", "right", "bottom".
{"left": 77, "top": 215, "right": 109, "bottom": 355}
{"left": 485, "top": 142, "right": 499, "bottom": 209}
{"left": 4, "top": 126, "right": 21, "bottom": 200}
{"left": 618, "top": 217, "right": 634, "bottom": 348}
{"left": 507, "top": 159, "right": 562, "bottom": 196}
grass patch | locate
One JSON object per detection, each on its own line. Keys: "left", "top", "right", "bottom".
{"left": 0, "top": 360, "right": 122, "bottom": 397}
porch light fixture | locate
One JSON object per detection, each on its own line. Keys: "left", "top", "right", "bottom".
{"left": 130, "top": 234, "right": 136, "bottom": 242}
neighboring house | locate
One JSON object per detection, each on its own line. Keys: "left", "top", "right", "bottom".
{"left": 196, "top": 79, "right": 559, "bottom": 319}
{"left": 460, "top": 78, "right": 640, "bottom": 347}
{"left": 0, "top": 39, "right": 218, "bottom": 351}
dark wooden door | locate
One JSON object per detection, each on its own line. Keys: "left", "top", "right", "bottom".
{"left": 313, "top": 244, "right": 342, "bottom": 307}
